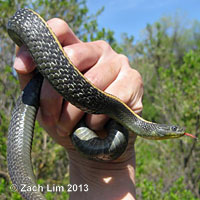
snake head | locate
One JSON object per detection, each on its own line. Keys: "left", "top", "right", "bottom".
{"left": 155, "top": 124, "right": 185, "bottom": 139}
{"left": 140, "top": 124, "right": 185, "bottom": 140}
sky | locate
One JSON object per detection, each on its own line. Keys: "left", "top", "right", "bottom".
{"left": 86, "top": 0, "right": 200, "bottom": 43}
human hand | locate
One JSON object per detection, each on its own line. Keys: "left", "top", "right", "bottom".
{"left": 14, "top": 18, "right": 143, "bottom": 200}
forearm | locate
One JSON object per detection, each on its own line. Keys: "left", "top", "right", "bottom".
{"left": 68, "top": 139, "right": 136, "bottom": 200}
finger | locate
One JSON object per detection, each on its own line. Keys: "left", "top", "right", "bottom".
{"left": 38, "top": 79, "right": 63, "bottom": 127}
{"left": 47, "top": 18, "right": 81, "bottom": 46}
{"left": 14, "top": 46, "right": 35, "bottom": 74}
{"left": 105, "top": 67, "right": 144, "bottom": 114}
{"left": 56, "top": 102, "right": 84, "bottom": 136}
{"left": 14, "top": 46, "right": 36, "bottom": 89}
{"left": 63, "top": 41, "right": 104, "bottom": 72}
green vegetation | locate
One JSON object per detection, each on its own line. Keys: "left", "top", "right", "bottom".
{"left": 0, "top": 1, "right": 199, "bottom": 199}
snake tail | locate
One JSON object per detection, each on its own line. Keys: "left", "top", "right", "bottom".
{"left": 7, "top": 73, "right": 45, "bottom": 200}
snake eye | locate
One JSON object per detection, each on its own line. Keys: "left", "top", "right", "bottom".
{"left": 171, "top": 126, "right": 177, "bottom": 132}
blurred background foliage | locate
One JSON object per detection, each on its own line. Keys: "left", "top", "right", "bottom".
{"left": 0, "top": 0, "right": 199, "bottom": 199}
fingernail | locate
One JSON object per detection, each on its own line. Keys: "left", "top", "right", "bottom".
{"left": 14, "top": 47, "right": 35, "bottom": 73}
{"left": 14, "top": 56, "right": 26, "bottom": 71}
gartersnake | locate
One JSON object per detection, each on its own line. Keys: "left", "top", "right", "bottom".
{"left": 7, "top": 8, "right": 193, "bottom": 200}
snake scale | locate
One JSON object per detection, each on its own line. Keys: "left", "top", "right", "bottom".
{"left": 7, "top": 8, "right": 192, "bottom": 200}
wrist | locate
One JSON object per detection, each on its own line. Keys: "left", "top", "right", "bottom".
{"left": 67, "top": 137, "right": 136, "bottom": 200}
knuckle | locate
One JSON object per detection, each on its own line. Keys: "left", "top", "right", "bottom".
{"left": 116, "top": 54, "right": 130, "bottom": 70}
{"left": 118, "top": 92, "right": 131, "bottom": 104}
{"left": 48, "top": 17, "right": 69, "bottom": 29}
{"left": 63, "top": 47, "right": 78, "bottom": 62}
{"left": 96, "top": 40, "right": 111, "bottom": 51}
{"left": 135, "top": 101, "right": 143, "bottom": 114}
{"left": 131, "top": 69, "right": 143, "bottom": 87}
{"left": 118, "top": 54, "right": 129, "bottom": 63}
{"left": 85, "top": 72, "right": 100, "bottom": 88}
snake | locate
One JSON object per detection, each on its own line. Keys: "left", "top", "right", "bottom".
{"left": 7, "top": 8, "right": 194, "bottom": 200}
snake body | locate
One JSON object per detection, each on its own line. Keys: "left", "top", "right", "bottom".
{"left": 7, "top": 8, "right": 185, "bottom": 199}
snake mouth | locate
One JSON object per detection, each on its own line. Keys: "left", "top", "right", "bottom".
{"left": 142, "top": 134, "right": 185, "bottom": 140}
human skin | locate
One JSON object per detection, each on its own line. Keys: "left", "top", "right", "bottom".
{"left": 13, "top": 18, "right": 143, "bottom": 200}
